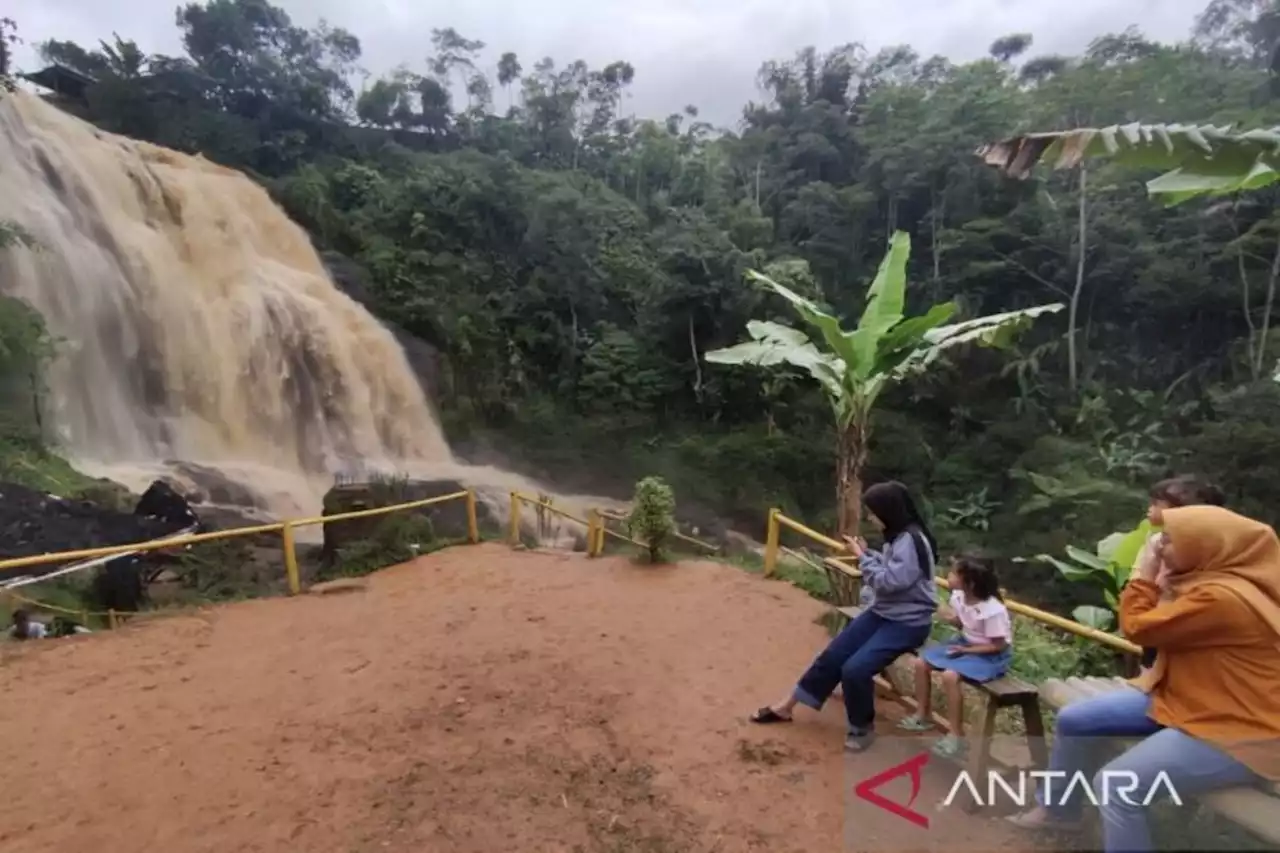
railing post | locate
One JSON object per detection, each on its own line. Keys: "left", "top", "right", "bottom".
{"left": 764, "top": 508, "right": 781, "bottom": 578}
{"left": 587, "top": 510, "right": 601, "bottom": 558}
{"left": 465, "top": 490, "right": 480, "bottom": 544}
{"left": 108, "top": 609, "right": 118, "bottom": 630}
{"left": 282, "top": 521, "right": 301, "bottom": 595}
{"left": 508, "top": 492, "right": 521, "bottom": 545}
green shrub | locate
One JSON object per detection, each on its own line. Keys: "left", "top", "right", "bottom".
{"left": 626, "top": 476, "right": 676, "bottom": 564}
{"left": 322, "top": 513, "right": 437, "bottom": 580}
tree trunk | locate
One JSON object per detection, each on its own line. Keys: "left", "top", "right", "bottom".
{"left": 929, "top": 189, "right": 944, "bottom": 299}
{"left": 1256, "top": 229, "right": 1280, "bottom": 378}
{"left": 688, "top": 313, "right": 703, "bottom": 405}
{"left": 1237, "top": 248, "right": 1258, "bottom": 377}
{"left": 836, "top": 416, "right": 870, "bottom": 537}
{"left": 1067, "top": 165, "right": 1088, "bottom": 393}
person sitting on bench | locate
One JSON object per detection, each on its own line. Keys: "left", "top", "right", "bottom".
{"left": 897, "top": 553, "right": 1012, "bottom": 759}
{"left": 1134, "top": 475, "right": 1225, "bottom": 671}
{"left": 1007, "top": 505, "right": 1280, "bottom": 853}
{"left": 748, "top": 480, "right": 937, "bottom": 753}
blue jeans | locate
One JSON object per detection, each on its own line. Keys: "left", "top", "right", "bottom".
{"left": 793, "top": 609, "right": 930, "bottom": 734}
{"left": 1041, "top": 688, "right": 1258, "bottom": 853}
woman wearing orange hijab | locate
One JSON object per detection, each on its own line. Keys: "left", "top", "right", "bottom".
{"left": 1009, "top": 505, "right": 1280, "bottom": 852}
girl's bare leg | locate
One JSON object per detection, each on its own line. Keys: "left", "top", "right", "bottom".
{"left": 942, "top": 670, "right": 965, "bottom": 737}
{"left": 914, "top": 658, "right": 934, "bottom": 714}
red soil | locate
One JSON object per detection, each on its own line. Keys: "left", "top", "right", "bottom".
{"left": 0, "top": 544, "right": 1027, "bottom": 852}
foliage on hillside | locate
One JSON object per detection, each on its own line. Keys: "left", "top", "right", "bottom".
{"left": 11, "top": 1, "right": 1280, "bottom": 613}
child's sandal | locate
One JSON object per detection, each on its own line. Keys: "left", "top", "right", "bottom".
{"left": 930, "top": 735, "right": 967, "bottom": 759}
{"left": 896, "top": 714, "right": 934, "bottom": 732}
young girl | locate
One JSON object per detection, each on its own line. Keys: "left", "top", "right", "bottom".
{"left": 897, "top": 554, "right": 1012, "bottom": 759}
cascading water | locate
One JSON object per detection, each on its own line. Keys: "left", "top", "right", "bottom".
{"left": 0, "top": 92, "right": 611, "bottom": 524}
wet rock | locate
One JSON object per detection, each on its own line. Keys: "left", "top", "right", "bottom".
{"left": 319, "top": 479, "right": 495, "bottom": 565}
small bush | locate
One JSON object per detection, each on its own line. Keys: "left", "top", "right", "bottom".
{"left": 626, "top": 476, "right": 676, "bottom": 564}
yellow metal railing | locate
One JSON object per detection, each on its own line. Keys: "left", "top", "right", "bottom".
{"left": 505, "top": 492, "right": 718, "bottom": 558}
{"left": 763, "top": 507, "right": 1141, "bottom": 657}
{"left": 1, "top": 489, "right": 480, "bottom": 624}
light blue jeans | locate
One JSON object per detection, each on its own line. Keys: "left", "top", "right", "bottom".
{"left": 1041, "top": 688, "right": 1258, "bottom": 853}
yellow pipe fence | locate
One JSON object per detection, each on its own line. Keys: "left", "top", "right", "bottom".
{"left": 505, "top": 492, "right": 718, "bottom": 557}
{"left": 763, "top": 507, "right": 1141, "bottom": 657}
{"left": 1, "top": 486, "right": 1137, "bottom": 662}
{"left": 0, "top": 489, "right": 481, "bottom": 626}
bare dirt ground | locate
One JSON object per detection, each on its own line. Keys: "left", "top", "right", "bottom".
{"left": 0, "top": 544, "right": 1028, "bottom": 853}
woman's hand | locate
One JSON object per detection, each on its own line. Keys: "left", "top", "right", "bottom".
{"left": 945, "top": 645, "right": 966, "bottom": 658}
{"left": 1155, "top": 561, "right": 1176, "bottom": 598}
{"left": 842, "top": 534, "right": 866, "bottom": 557}
{"left": 1137, "top": 534, "right": 1163, "bottom": 583}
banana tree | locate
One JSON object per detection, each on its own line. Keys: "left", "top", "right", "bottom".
{"left": 705, "top": 231, "right": 1063, "bottom": 535}
{"left": 977, "top": 123, "right": 1280, "bottom": 206}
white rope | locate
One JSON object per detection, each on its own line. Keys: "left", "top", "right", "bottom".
{"left": 0, "top": 524, "right": 199, "bottom": 590}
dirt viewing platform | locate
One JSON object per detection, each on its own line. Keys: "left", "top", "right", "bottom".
{"left": 0, "top": 545, "right": 1029, "bottom": 852}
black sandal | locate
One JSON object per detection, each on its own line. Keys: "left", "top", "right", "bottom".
{"left": 750, "top": 707, "right": 792, "bottom": 724}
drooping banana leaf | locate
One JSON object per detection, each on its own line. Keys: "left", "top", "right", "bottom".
{"left": 704, "top": 319, "right": 844, "bottom": 398}
{"left": 976, "top": 123, "right": 1280, "bottom": 206}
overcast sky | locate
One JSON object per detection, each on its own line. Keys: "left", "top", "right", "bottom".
{"left": 9, "top": 0, "right": 1209, "bottom": 127}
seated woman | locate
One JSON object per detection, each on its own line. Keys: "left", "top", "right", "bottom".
{"left": 1008, "top": 505, "right": 1280, "bottom": 853}
{"left": 749, "top": 480, "right": 937, "bottom": 752}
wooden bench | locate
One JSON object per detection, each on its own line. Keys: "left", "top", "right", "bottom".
{"left": 1042, "top": 675, "right": 1280, "bottom": 845}
{"left": 832, "top": 602, "right": 1048, "bottom": 781}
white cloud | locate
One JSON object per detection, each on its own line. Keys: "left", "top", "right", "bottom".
{"left": 7, "top": 0, "right": 1209, "bottom": 126}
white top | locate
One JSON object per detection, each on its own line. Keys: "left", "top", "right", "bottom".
{"left": 950, "top": 589, "right": 1012, "bottom": 645}
{"left": 9, "top": 621, "right": 47, "bottom": 640}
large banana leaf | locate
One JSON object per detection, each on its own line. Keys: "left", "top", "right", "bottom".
{"left": 894, "top": 303, "right": 1065, "bottom": 375}
{"left": 704, "top": 319, "right": 844, "bottom": 398}
{"left": 847, "top": 232, "right": 910, "bottom": 379}
{"left": 976, "top": 123, "right": 1280, "bottom": 206}
{"left": 743, "top": 270, "right": 860, "bottom": 371}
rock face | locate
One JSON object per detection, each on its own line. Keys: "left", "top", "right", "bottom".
{"left": 319, "top": 479, "right": 494, "bottom": 565}
{"left": 0, "top": 481, "right": 187, "bottom": 582}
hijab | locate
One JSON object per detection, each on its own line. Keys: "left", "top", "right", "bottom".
{"left": 863, "top": 481, "right": 937, "bottom": 575}
{"left": 1132, "top": 505, "right": 1280, "bottom": 693}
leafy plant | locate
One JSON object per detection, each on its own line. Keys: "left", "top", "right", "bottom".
{"left": 1034, "top": 520, "right": 1152, "bottom": 630}
{"left": 940, "top": 488, "right": 1001, "bottom": 532}
{"left": 978, "top": 123, "right": 1280, "bottom": 206}
{"left": 626, "top": 476, "right": 676, "bottom": 564}
{"left": 706, "top": 231, "right": 1063, "bottom": 534}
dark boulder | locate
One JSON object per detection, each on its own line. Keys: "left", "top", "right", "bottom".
{"left": 319, "top": 479, "right": 494, "bottom": 566}
{"left": 135, "top": 479, "right": 200, "bottom": 529}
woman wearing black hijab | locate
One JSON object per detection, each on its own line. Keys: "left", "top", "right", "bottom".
{"left": 750, "top": 481, "right": 939, "bottom": 751}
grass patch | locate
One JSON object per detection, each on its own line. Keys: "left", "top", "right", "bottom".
{"left": 320, "top": 514, "right": 456, "bottom": 581}
{"left": 0, "top": 440, "right": 99, "bottom": 496}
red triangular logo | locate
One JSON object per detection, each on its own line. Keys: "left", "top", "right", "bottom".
{"left": 853, "top": 751, "right": 931, "bottom": 829}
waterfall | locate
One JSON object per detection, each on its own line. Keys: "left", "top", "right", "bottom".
{"left": 0, "top": 93, "right": 603, "bottom": 521}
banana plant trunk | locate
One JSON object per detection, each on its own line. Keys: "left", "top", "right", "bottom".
{"left": 836, "top": 417, "right": 870, "bottom": 537}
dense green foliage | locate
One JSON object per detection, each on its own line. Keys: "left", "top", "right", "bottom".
{"left": 13, "top": 1, "right": 1280, "bottom": 613}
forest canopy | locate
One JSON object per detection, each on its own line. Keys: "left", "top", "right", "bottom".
{"left": 9, "top": 0, "right": 1280, "bottom": 610}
